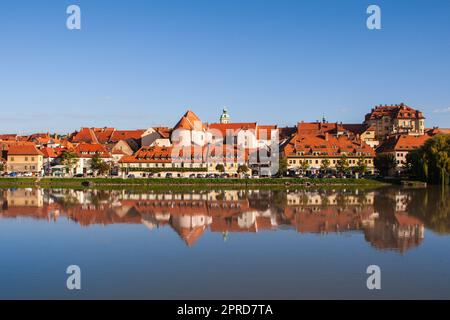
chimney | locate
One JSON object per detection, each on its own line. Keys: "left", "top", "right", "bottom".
{"left": 325, "top": 132, "right": 329, "bottom": 141}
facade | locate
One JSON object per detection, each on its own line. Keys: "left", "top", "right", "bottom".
{"left": 204, "top": 145, "right": 251, "bottom": 174}
{"left": 73, "top": 143, "right": 112, "bottom": 175}
{"left": 283, "top": 122, "right": 376, "bottom": 174}
{"left": 119, "top": 146, "right": 207, "bottom": 178}
{"left": 7, "top": 144, "right": 44, "bottom": 175}
{"left": 376, "top": 134, "right": 432, "bottom": 172}
{"left": 364, "top": 103, "right": 425, "bottom": 140}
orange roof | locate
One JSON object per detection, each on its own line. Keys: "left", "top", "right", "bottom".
{"left": 110, "top": 130, "right": 145, "bottom": 142}
{"left": 377, "top": 134, "right": 431, "bottom": 153}
{"left": 209, "top": 122, "right": 257, "bottom": 135}
{"left": 71, "top": 128, "right": 99, "bottom": 144}
{"left": 0, "top": 134, "right": 18, "bottom": 141}
{"left": 120, "top": 146, "right": 173, "bottom": 163}
{"left": 8, "top": 144, "right": 43, "bottom": 156}
{"left": 40, "top": 147, "right": 61, "bottom": 158}
{"left": 365, "top": 103, "right": 425, "bottom": 121}
{"left": 173, "top": 110, "right": 203, "bottom": 131}
{"left": 284, "top": 132, "right": 375, "bottom": 157}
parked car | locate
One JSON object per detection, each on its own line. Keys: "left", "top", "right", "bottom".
{"left": 127, "top": 174, "right": 136, "bottom": 179}
{"left": 220, "top": 173, "right": 230, "bottom": 178}
{"left": 22, "top": 172, "right": 33, "bottom": 177}
{"left": 196, "top": 174, "right": 205, "bottom": 178}
{"left": 74, "top": 173, "right": 84, "bottom": 178}
{"left": 9, "top": 172, "right": 18, "bottom": 177}
{"left": 165, "top": 173, "right": 173, "bottom": 178}
{"left": 189, "top": 173, "right": 196, "bottom": 179}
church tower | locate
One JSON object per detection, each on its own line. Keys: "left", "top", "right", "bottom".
{"left": 220, "top": 107, "right": 231, "bottom": 124}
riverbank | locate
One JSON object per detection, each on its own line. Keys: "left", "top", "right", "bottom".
{"left": 0, "top": 177, "right": 388, "bottom": 189}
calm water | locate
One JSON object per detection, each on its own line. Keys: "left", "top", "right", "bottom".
{"left": 0, "top": 186, "right": 449, "bottom": 299}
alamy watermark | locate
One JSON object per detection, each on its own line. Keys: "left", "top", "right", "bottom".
{"left": 366, "top": 265, "right": 381, "bottom": 290}
{"left": 367, "top": 5, "right": 382, "bottom": 30}
{"left": 66, "top": 265, "right": 81, "bottom": 290}
{"left": 66, "top": 5, "right": 81, "bottom": 30}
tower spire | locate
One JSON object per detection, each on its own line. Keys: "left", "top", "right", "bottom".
{"left": 220, "top": 107, "right": 231, "bottom": 124}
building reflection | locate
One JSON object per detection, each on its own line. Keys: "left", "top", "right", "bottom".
{"left": 0, "top": 188, "right": 429, "bottom": 252}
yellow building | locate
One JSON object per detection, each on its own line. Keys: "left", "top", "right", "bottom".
{"left": 7, "top": 144, "right": 44, "bottom": 175}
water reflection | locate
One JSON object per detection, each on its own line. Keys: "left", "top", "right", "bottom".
{"left": 0, "top": 187, "right": 446, "bottom": 253}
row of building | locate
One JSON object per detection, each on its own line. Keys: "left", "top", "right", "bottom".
{"left": 0, "top": 103, "right": 449, "bottom": 176}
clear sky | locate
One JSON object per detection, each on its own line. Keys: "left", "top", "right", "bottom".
{"left": 1, "top": 0, "right": 449, "bottom": 134}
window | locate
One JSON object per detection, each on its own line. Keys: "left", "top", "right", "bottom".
{"left": 10, "top": 157, "right": 14, "bottom": 162}
{"left": 25, "top": 157, "right": 28, "bottom": 161}
{"left": 31, "top": 157, "right": 35, "bottom": 161}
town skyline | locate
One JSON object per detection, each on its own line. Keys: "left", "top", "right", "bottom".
{"left": 0, "top": 102, "right": 447, "bottom": 135}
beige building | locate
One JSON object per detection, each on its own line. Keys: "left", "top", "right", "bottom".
{"left": 283, "top": 122, "right": 376, "bottom": 174}
{"left": 376, "top": 134, "right": 432, "bottom": 173}
{"left": 7, "top": 144, "right": 44, "bottom": 175}
{"left": 364, "top": 103, "right": 425, "bottom": 140}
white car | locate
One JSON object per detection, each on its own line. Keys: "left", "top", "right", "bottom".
{"left": 22, "top": 172, "right": 33, "bottom": 177}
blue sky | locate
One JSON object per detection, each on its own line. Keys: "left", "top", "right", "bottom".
{"left": 0, "top": 0, "right": 449, "bottom": 133}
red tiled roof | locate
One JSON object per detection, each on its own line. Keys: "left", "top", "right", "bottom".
{"left": 153, "top": 127, "right": 171, "bottom": 139}
{"left": 120, "top": 146, "right": 173, "bottom": 163}
{"left": 209, "top": 123, "right": 257, "bottom": 136}
{"left": 0, "top": 134, "right": 18, "bottom": 141}
{"left": 365, "top": 103, "right": 425, "bottom": 121}
{"left": 297, "top": 122, "right": 348, "bottom": 135}
{"left": 71, "top": 128, "right": 99, "bottom": 144}
{"left": 41, "top": 147, "right": 61, "bottom": 158}
{"left": 376, "top": 134, "right": 431, "bottom": 153}
{"left": 110, "top": 130, "right": 145, "bottom": 143}
{"left": 8, "top": 144, "right": 43, "bottom": 156}
{"left": 173, "top": 110, "right": 203, "bottom": 131}
{"left": 284, "top": 132, "right": 375, "bottom": 157}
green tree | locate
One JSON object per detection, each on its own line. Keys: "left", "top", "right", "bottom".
{"left": 216, "top": 164, "right": 225, "bottom": 173}
{"left": 278, "top": 157, "right": 288, "bottom": 176}
{"left": 374, "top": 153, "right": 397, "bottom": 177}
{"left": 320, "top": 159, "right": 331, "bottom": 171}
{"left": 336, "top": 155, "right": 350, "bottom": 174}
{"left": 237, "top": 164, "right": 249, "bottom": 174}
{"left": 407, "top": 134, "right": 450, "bottom": 185}
{"left": 356, "top": 157, "right": 368, "bottom": 174}
{"left": 60, "top": 151, "right": 78, "bottom": 175}
{"left": 299, "top": 160, "right": 310, "bottom": 172}
{"left": 90, "top": 155, "right": 111, "bottom": 176}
